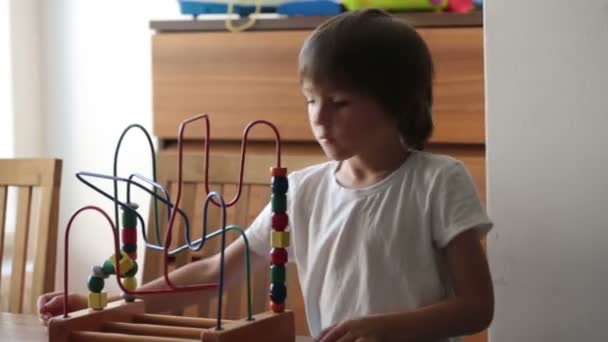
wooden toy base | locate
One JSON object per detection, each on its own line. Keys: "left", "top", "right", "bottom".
{"left": 48, "top": 300, "right": 295, "bottom": 342}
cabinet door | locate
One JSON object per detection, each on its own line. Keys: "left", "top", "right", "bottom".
{"left": 152, "top": 28, "right": 484, "bottom": 144}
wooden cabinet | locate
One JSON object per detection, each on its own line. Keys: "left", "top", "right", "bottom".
{"left": 152, "top": 28, "right": 484, "bottom": 145}
{"left": 150, "top": 13, "right": 486, "bottom": 340}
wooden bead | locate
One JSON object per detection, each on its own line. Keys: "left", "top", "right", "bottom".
{"left": 102, "top": 259, "right": 115, "bottom": 275}
{"left": 124, "top": 260, "right": 138, "bottom": 277}
{"left": 92, "top": 265, "right": 109, "bottom": 279}
{"left": 122, "top": 243, "right": 137, "bottom": 253}
{"left": 271, "top": 194, "right": 287, "bottom": 213}
{"left": 122, "top": 276, "right": 138, "bottom": 291}
{"left": 87, "top": 275, "right": 104, "bottom": 293}
{"left": 122, "top": 292, "right": 136, "bottom": 303}
{"left": 270, "top": 231, "right": 290, "bottom": 248}
{"left": 88, "top": 292, "right": 108, "bottom": 310}
{"left": 269, "top": 283, "right": 287, "bottom": 303}
{"left": 270, "top": 301, "right": 285, "bottom": 313}
{"left": 270, "top": 265, "right": 286, "bottom": 283}
{"left": 271, "top": 176, "right": 288, "bottom": 194}
{"left": 111, "top": 250, "right": 134, "bottom": 276}
{"left": 270, "top": 248, "right": 288, "bottom": 265}
{"left": 271, "top": 212, "right": 288, "bottom": 230}
{"left": 270, "top": 167, "right": 287, "bottom": 177}
{"left": 121, "top": 203, "right": 139, "bottom": 228}
{"left": 121, "top": 228, "right": 137, "bottom": 244}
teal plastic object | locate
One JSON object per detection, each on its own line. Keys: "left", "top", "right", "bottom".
{"left": 178, "top": 1, "right": 277, "bottom": 17}
{"left": 278, "top": 1, "right": 342, "bottom": 16}
{"left": 342, "top": 0, "right": 448, "bottom": 11}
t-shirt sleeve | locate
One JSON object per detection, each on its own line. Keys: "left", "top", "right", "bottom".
{"left": 243, "top": 202, "right": 273, "bottom": 257}
{"left": 431, "top": 161, "right": 493, "bottom": 248}
{"left": 243, "top": 173, "right": 296, "bottom": 259}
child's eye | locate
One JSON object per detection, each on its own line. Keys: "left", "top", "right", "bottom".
{"left": 332, "top": 99, "right": 349, "bottom": 107}
{"left": 306, "top": 99, "right": 316, "bottom": 105}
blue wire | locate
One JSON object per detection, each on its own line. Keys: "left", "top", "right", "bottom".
{"left": 112, "top": 124, "right": 161, "bottom": 244}
{"left": 76, "top": 171, "right": 191, "bottom": 252}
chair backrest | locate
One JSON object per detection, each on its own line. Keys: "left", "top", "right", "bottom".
{"left": 0, "top": 159, "right": 62, "bottom": 314}
{"left": 142, "top": 151, "right": 324, "bottom": 336}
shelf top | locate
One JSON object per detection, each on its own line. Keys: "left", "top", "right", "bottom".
{"left": 150, "top": 11, "right": 482, "bottom": 32}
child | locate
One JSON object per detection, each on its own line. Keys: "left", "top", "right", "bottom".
{"left": 38, "top": 9, "right": 493, "bottom": 341}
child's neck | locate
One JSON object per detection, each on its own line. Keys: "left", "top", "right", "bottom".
{"left": 337, "top": 142, "right": 410, "bottom": 189}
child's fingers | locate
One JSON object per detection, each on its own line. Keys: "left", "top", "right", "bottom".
{"left": 37, "top": 292, "right": 61, "bottom": 325}
{"left": 37, "top": 291, "right": 62, "bottom": 314}
{"left": 44, "top": 295, "right": 68, "bottom": 315}
{"left": 40, "top": 312, "right": 52, "bottom": 326}
{"left": 315, "top": 324, "right": 336, "bottom": 342}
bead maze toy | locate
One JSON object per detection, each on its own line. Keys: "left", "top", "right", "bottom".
{"left": 48, "top": 114, "right": 295, "bottom": 341}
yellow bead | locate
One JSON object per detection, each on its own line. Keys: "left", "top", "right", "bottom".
{"left": 270, "top": 231, "right": 290, "bottom": 248}
{"left": 122, "top": 276, "right": 138, "bottom": 291}
{"left": 110, "top": 250, "right": 134, "bottom": 276}
{"left": 88, "top": 292, "right": 108, "bottom": 310}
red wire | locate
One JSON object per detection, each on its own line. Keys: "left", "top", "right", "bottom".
{"left": 62, "top": 206, "right": 218, "bottom": 317}
{"left": 176, "top": 114, "right": 282, "bottom": 207}
{"left": 161, "top": 114, "right": 283, "bottom": 289}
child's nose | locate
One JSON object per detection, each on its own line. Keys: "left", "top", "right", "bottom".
{"left": 312, "top": 103, "right": 333, "bottom": 125}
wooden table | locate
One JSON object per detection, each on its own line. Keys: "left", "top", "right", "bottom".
{"left": 0, "top": 313, "right": 314, "bottom": 341}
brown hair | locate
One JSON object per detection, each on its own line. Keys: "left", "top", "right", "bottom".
{"left": 299, "top": 9, "right": 434, "bottom": 150}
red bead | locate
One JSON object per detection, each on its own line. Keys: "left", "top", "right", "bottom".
{"left": 270, "top": 301, "right": 285, "bottom": 313}
{"left": 122, "top": 228, "right": 137, "bottom": 244}
{"left": 270, "top": 248, "right": 288, "bottom": 265}
{"left": 271, "top": 212, "right": 288, "bottom": 230}
{"left": 270, "top": 167, "right": 287, "bottom": 177}
{"left": 127, "top": 252, "right": 137, "bottom": 260}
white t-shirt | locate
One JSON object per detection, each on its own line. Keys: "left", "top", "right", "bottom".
{"left": 245, "top": 151, "right": 493, "bottom": 340}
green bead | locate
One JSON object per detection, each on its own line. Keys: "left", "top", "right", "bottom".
{"left": 124, "top": 261, "right": 138, "bottom": 277}
{"left": 88, "top": 275, "right": 105, "bottom": 293}
{"left": 271, "top": 194, "right": 287, "bottom": 213}
{"left": 270, "top": 265, "right": 286, "bottom": 283}
{"left": 102, "top": 259, "right": 115, "bottom": 275}
{"left": 121, "top": 204, "right": 138, "bottom": 228}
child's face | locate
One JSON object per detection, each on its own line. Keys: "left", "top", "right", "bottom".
{"left": 301, "top": 79, "right": 400, "bottom": 161}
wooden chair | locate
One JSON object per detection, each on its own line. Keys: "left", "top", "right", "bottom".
{"left": 0, "top": 159, "right": 62, "bottom": 314}
{"left": 142, "top": 150, "right": 325, "bottom": 336}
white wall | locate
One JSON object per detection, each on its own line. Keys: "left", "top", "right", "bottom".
{"left": 11, "top": 0, "right": 43, "bottom": 157}
{"left": 37, "top": 0, "right": 176, "bottom": 292}
{"left": 485, "top": 1, "right": 608, "bottom": 340}
{"left": 0, "top": 0, "right": 13, "bottom": 158}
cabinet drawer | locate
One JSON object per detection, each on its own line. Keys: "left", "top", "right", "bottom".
{"left": 153, "top": 28, "right": 484, "bottom": 144}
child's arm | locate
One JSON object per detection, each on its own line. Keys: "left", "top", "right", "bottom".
{"left": 317, "top": 229, "right": 493, "bottom": 342}
{"left": 38, "top": 237, "right": 266, "bottom": 324}
{"left": 140, "top": 237, "right": 266, "bottom": 313}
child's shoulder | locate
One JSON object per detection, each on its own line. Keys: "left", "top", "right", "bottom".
{"left": 411, "top": 150, "right": 462, "bottom": 170}
{"left": 288, "top": 160, "right": 336, "bottom": 184}
{"left": 409, "top": 151, "right": 469, "bottom": 186}
{"left": 408, "top": 150, "right": 468, "bottom": 181}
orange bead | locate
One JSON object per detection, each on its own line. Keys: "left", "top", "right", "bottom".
{"left": 270, "top": 301, "right": 285, "bottom": 313}
{"left": 270, "top": 167, "right": 287, "bottom": 177}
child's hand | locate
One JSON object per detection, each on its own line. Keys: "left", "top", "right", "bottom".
{"left": 37, "top": 291, "right": 87, "bottom": 325}
{"left": 315, "top": 317, "right": 383, "bottom": 342}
